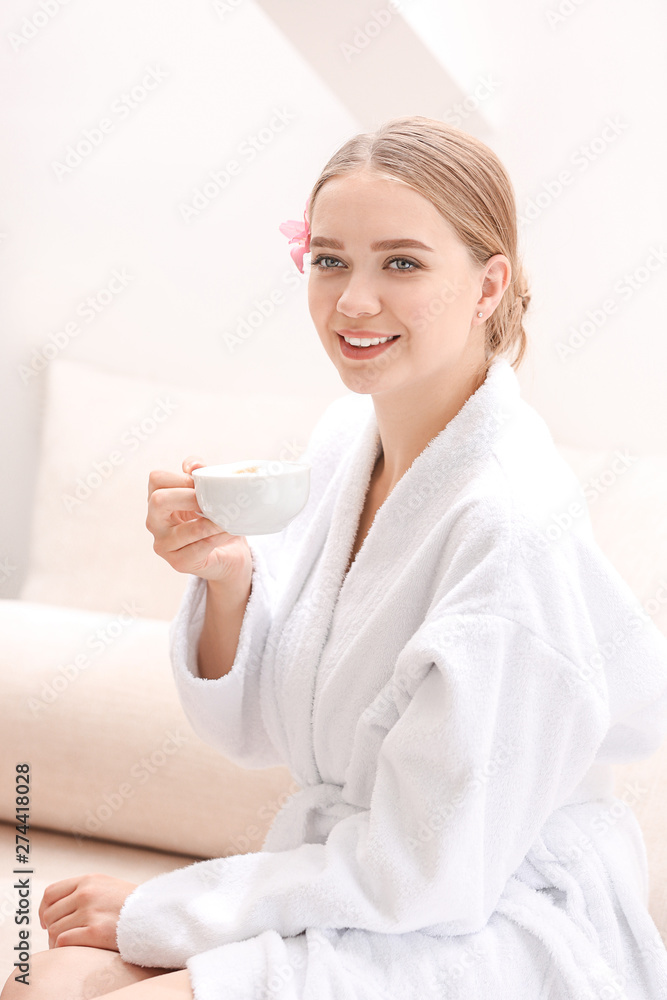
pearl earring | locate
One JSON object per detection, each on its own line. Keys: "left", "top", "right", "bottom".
{"left": 477, "top": 311, "right": 483, "bottom": 318}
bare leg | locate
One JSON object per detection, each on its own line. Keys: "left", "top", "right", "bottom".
{"left": 96, "top": 971, "right": 193, "bottom": 998}
{"left": 0, "top": 947, "right": 177, "bottom": 1000}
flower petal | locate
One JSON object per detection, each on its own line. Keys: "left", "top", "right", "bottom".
{"left": 278, "top": 219, "right": 305, "bottom": 239}
{"left": 290, "top": 243, "right": 306, "bottom": 273}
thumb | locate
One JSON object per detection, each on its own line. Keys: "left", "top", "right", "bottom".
{"left": 183, "top": 455, "right": 207, "bottom": 476}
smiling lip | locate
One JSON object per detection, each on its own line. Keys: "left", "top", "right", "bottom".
{"left": 337, "top": 330, "right": 398, "bottom": 338}
{"left": 337, "top": 331, "right": 400, "bottom": 361}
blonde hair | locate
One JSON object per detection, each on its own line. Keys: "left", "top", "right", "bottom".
{"left": 307, "top": 115, "right": 529, "bottom": 375}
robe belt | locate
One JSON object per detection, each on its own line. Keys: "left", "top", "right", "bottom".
{"left": 262, "top": 765, "right": 616, "bottom": 856}
{"left": 261, "top": 781, "right": 361, "bottom": 853}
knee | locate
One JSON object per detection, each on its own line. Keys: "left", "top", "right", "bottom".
{"left": 1, "top": 949, "right": 58, "bottom": 999}
{"left": 1, "top": 947, "right": 116, "bottom": 1000}
{"left": 0, "top": 951, "right": 38, "bottom": 999}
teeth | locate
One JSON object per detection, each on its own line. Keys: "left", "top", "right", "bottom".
{"left": 343, "top": 335, "right": 394, "bottom": 347}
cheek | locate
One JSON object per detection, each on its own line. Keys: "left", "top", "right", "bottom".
{"left": 405, "top": 276, "right": 473, "bottom": 335}
{"left": 401, "top": 287, "right": 452, "bottom": 337}
{"left": 308, "top": 283, "right": 333, "bottom": 341}
{"left": 307, "top": 283, "right": 323, "bottom": 324}
{"left": 308, "top": 279, "right": 331, "bottom": 314}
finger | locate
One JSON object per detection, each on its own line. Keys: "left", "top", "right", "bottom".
{"left": 55, "top": 921, "right": 116, "bottom": 951}
{"left": 54, "top": 925, "right": 104, "bottom": 949}
{"left": 156, "top": 514, "right": 231, "bottom": 555}
{"left": 39, "top": 878, "right": 78, "bottom": 927}
{"left": 41, "top": 891, "right": 78, "bottom": 932}
{"left": 147, "top": 469, "right": 198, "bottom": 501}
{"left": 46, "top": 905, "right": 86, "bottom": 945}
{"left": 182, "top": 454, "right": 207, "bottom": 475}
{"left": 167, "top": 532, "right": 243, "bottom": 575}
{"left": 146, "top": 488, "right": 204, "bottom": 531}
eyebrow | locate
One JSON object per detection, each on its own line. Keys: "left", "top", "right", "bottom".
{"left": 309, "top": 237, "right": 435, "bottom": 252}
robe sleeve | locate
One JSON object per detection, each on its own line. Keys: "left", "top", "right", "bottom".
{"left": 165, "top": 392, "right": 363, "bottom": 773}
{"left": 116, "top": 611, "right": 632, "bottom": 968}
{"left": 167, "top": 533, "right": 284, "bottom": 770}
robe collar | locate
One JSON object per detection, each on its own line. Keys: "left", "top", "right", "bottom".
{"left": 267, "top": 355, "right": 523, "bottom": 786}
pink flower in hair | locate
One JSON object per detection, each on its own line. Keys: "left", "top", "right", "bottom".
{"left": 278, "top": 196, "right": 311, "bottom": 273}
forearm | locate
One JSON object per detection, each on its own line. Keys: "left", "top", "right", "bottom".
{"left": 196, "top": 576, "right": 253, "bottom": 680}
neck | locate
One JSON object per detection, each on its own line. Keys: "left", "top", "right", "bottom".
{"left": 371, "top": 358, "right": 489, "bottom": 492}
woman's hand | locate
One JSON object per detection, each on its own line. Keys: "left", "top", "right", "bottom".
{"left": 39, "top": 873, "right": 138, "bottom": 950}
{"left": 146, "top": 455, "right": 253, "bottom": 591}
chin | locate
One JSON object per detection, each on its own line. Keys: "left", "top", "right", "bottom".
{"left": 337, "top": 370, "right": 387, "bottom": 396}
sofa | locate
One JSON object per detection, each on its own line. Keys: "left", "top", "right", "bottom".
{"left": 2, "top": 357, "right": 667, "bottom": 981}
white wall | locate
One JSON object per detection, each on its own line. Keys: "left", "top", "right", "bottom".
{"left": 1, "top": 0, "right": 665, "bottom": 598}
{"left": 401, "top": 0, "right": 667, "bottom": 447}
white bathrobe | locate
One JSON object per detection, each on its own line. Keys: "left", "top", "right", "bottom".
{"left": 116, "top": 355, "right": 667, "bottom": 1000}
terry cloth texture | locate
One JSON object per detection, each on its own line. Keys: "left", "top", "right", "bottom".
{"left": 117, "top": 356, "right": 667, "bottom": 999}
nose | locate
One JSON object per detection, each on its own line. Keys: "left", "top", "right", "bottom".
{"left": 336, "top": 270, "right": 381, "bottom": 317}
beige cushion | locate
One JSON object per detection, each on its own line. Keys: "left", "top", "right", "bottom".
{"left": 20, "top": 358, "right": 332, "bottom": 621}
{"left": 0, "top": 599, "right": 298, "bottom": 858}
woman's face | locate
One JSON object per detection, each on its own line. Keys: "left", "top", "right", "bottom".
{"left": 307, "top": 169, "right": 494, "bottom": 397}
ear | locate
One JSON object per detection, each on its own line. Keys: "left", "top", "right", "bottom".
{"left": 474, "top": 255, "right": 512, "bottom": 321}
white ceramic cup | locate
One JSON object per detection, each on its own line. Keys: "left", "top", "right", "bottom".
{"left": 192, "top": 459, "right": 311, "bottom": 535}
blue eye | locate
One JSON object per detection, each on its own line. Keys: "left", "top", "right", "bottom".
{"left": 310, "top": 254, "right": 420, "bottom": 272}
{"left": 310, "top": 255, "right": 343, "bottom": 269}
{"left": 386, "top": 256, "right": 419, "bottom": 271}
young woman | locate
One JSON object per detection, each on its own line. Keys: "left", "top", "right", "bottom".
{"left": 12, "top": 115, "right": 667, "bottom": 999}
